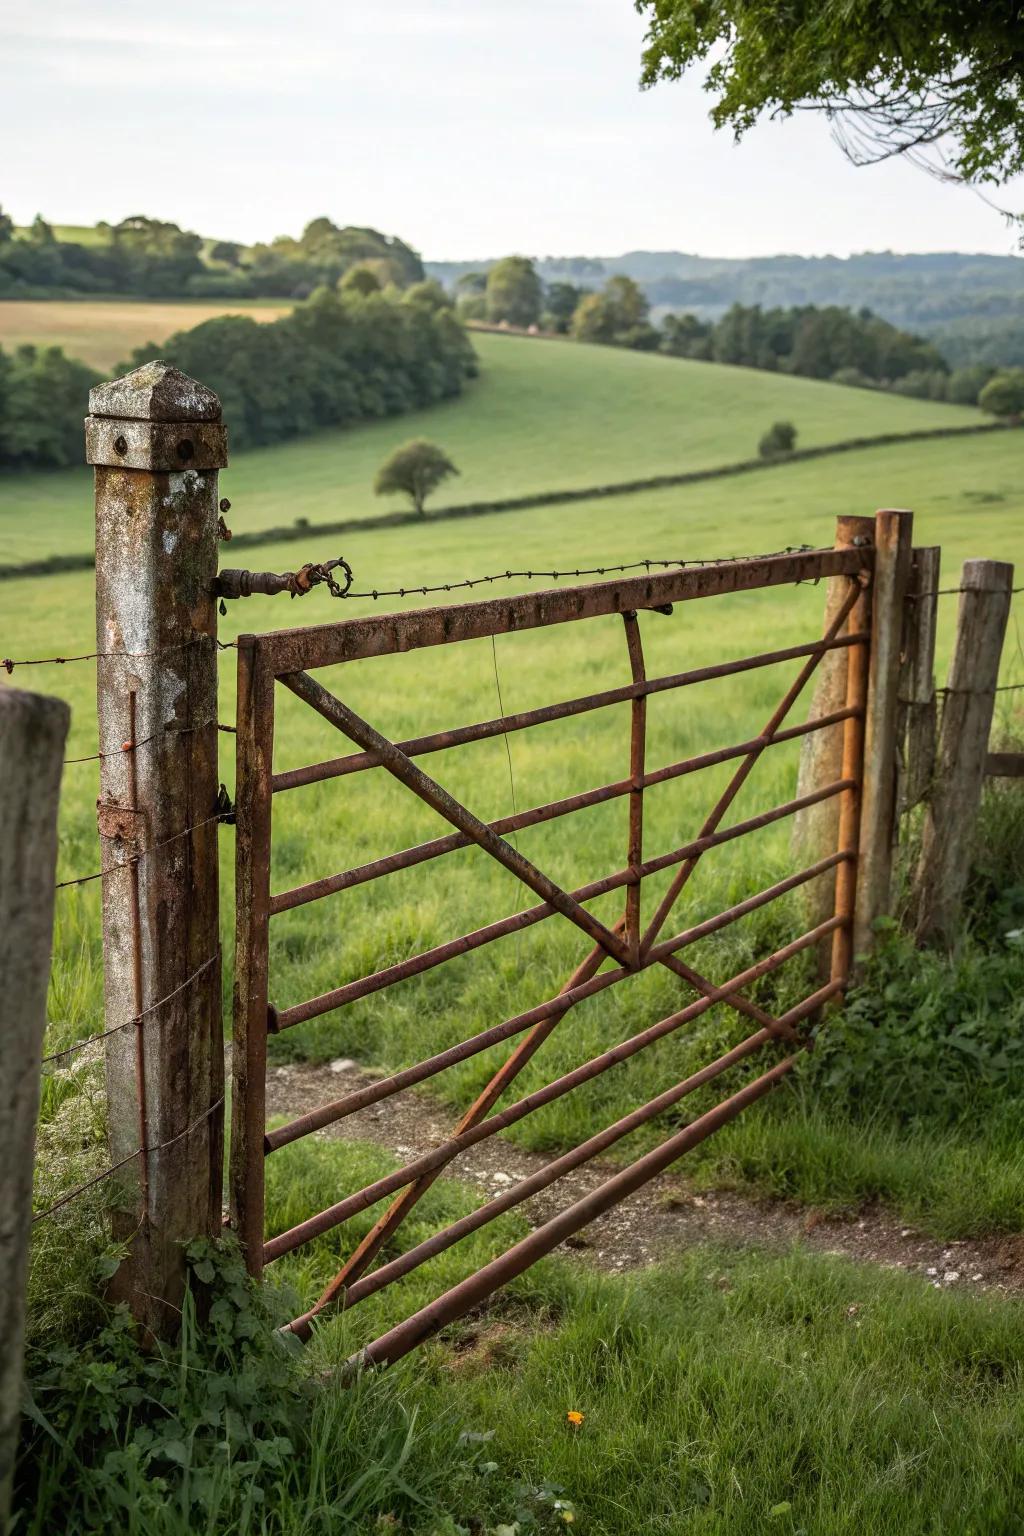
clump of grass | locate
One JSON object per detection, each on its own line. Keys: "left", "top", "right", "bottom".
{"left": 21, "top": 1222, "right": 1024, "bottom": 1535}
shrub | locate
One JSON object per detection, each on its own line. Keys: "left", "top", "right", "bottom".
{"left": 831, "top": 366, "right": 876, "bottom": 390}
{"left": 978, "top": 368, "right": 1024, "bottom": 421}
{"left": 757, "top": 420, "right": 797, "bottom": 458}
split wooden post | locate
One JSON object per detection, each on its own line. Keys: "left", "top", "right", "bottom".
{"left": 897, "top": 546, "right": 940, "bottom": 816}
{"left": 87, "top": 361, "right": 227, "bottom": 1335}
{"left": 0, "top": 688, "right": 69, "bottom": 1528}
{"left": 915, "top": 560, "right": 1014, "bottom": 945}
{"left": 853, "top": 509, "right": 914, "bottom": 956}
{"left": 794, "top": 514, "right": 873, "bottom": 969}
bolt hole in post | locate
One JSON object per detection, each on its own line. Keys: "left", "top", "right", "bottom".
{"left": 177, "top": 439, "right": 195, "bottom": 462}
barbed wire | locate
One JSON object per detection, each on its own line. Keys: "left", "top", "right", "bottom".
{"left": 2, "top": 635, "right": 236, "bottom": 675}
{"left": 32, "top": 1093, "right": 225, "bottom": 1225}
{"left": 55, "top": 808, "right": 230, "bottom": 892}
{"left": 62, "top": 716, "right": 236, "bottom": 767}
{"left": 40, "top": 953, "right": 219, "bottom": 1068}
{"left": 341, "top": 546, "right": 821, "bottom": 602}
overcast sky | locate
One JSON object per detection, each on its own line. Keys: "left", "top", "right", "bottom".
{"left": 3, "top": 0, "right": 1022, "bottom": 260}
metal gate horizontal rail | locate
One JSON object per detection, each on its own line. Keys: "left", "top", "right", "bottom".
{"left": 271, "top": 629, "right": 867, "bottom": 795}
{"left": 231, "top": 540, "right": 874, "bottom": 1351}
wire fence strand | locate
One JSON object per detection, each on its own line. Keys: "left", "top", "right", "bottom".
{"left": 32, "top": 1094, "right": 225, "bottom": 1225}
{"left": 41, "top": 953, "right": 219, "bottom": 1067}
{"left": 55, "top": 809, "right": 230, "bottom": 893}
{"left": 341, "top": 545, "right": 821, "bottom": 602}
{"left": 2, "top": 635, "right": 236, "bottom": 674}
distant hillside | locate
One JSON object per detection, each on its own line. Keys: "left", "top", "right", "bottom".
{"left": 425, "top": 250, "right": 1024, "bottom": 367}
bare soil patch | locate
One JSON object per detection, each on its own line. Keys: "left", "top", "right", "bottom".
{"left": 265, "top": 1057, "right": 1024, "bottom": 1297}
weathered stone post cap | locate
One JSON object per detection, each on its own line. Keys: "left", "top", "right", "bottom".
{"left": 86, "top": 359, "right": 227, "bottom": 471}
{"left": 89, "top": 359, "right": 222, "bottom": 423}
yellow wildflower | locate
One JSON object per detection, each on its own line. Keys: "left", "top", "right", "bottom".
{"left": 566, "top": 1410, "right": 584, "bottom": 1427}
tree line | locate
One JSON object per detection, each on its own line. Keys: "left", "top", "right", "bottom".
{"left": 0, "top": 274, "right": 476, "bottom": 469}
{"left": 0, "top": 210, "right": 424, "bottom": 300}
{"left": 458, "top": 256, "right": 1018, "bottom": 406}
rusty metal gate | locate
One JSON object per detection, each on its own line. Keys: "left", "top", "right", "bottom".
{"left": 231, "top": 542, "right": 873, "bottom": 1365}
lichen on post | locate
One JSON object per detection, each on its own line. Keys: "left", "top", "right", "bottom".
{"left": 87, "top": 360, "right": 227, "bottom": 1336}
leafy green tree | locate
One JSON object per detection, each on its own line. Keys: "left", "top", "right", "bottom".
{"left": 455, "top": 272, "right": 488, "bottom": 321}
{"left": 0, "top": 206, "right": 13, "bottom": 243}
{"left": 455, "top": 291, "right": 487, "bottom": 321}
{"left": 890, "top": 368, "right": 949, "bottom": 400}
{"left": 572, "top": 276, "right": 657, "bottom": 347}
{"left": 374, "top": 439, "right": 459, "bottom": 515}
{"left": 486, "top": 256, "right": 543, "bottom": 327}
{"left": 978, "top": 369, "right": 1024, "bottom": 420}
{"left": 403, "top": 278, "right": 452, "bottom": 311}
{"left": 0, "top": 344, "right": 100, "bottom": 468}
{"left": 340, "top": 264, "right": 382, "bottom": 296}
{"left": 660, "top": 312, "right": 713, "bottom": 358}
{"left": 758, "top": 420, "right": 797, "bottom": 458}
{"left": 209, "top": 240, "right": 243, "bottom": 267}
{"left": 544, "top": 281, "right": 588, "bottom": 333}
{"left": 635, "top": 1, "right": 1024, "bottom": 189}
{"left": 108, "top": 215, "right": 204, "bottom": 295}
{"left": 946, "top": 364, "right": 996, "bottom": 404}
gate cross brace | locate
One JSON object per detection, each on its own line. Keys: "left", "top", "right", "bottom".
{"left": 272, "top": 587, "right": 858, "bottom": 1318}
{"left": 280, "top": 669, "right": 633, "bottom": 971}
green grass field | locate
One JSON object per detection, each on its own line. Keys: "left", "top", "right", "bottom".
{"left": 0, "top": 297, "right": 290, "bottom": 370}
{"left": 11, "top": 329, "right": 1024, "bottom": 1533}
{"left": 0, "top": 330, "right": 984, "bottom": 569}
{"left": 10, "top": 388, "right": 1023, "bottom": 1237}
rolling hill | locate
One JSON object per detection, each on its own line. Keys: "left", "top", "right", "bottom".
{"left": 0, "top": 330, "right": 984, "bottom": 569}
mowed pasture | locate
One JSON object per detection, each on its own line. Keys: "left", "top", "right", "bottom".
{"left": 0, "top": 329, "right": 984, "bottom": 568}
{"left": 0, "top": 296, "right": 290, "bottom": 370}
{"left": 10, "top": 358, "right": 1024, "bottom": 1261}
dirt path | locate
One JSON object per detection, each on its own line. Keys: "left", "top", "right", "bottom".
{"left": 265, "top": 1057, "right": 1024, "bottom": 1297}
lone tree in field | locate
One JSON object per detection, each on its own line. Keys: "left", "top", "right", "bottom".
{"left": 634, "top": 1, "right": 1024, "bottom": 196}
{"left": 758, "top": 420, "right": 797, "bottom": 458}
{"left": 486, "top": 256, "right": 543, "bottom": 328}
{"left": 978, "top": 370, "right": 1024, "bottom": 423}
{"left": 374, "top": 439, "right": 459, "bottom": 515}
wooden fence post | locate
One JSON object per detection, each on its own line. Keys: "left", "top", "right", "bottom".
{"left": 794, "top": 514, "right": 873, "bottom": 968}
{"left": 915, "top": 559, "right": 1014, "bottom": 945}
{"left": 0, "top": 688, "right": 69, "bottom": 1526}
{"left": 86, "top": 361, "right": 227, "bottom": 1335}
{"left": 853, "top": 509, "right": 914, "bottom": 956}
{"left": 897, "top": 546, "right": 940, "bottom": 816}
